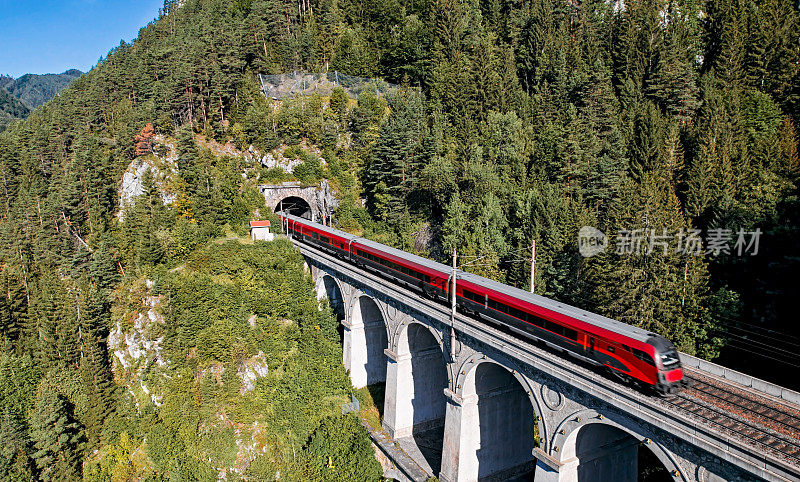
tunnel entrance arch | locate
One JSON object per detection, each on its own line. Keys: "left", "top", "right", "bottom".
{"left": 462, "top": 362, "right": 538, "bottom": 480}
{"left": 345, "top": 295, "right": 388, "bottom": 389}
{"left": 275, "top": 196, "right": 312, "bottom": 219}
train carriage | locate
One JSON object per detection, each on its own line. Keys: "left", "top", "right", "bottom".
{"left": 279, "top": 212, "right": 684, "bottom": 394}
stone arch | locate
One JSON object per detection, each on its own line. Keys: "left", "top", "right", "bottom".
{"left": 275, "top": 195, "right": 312, "bottom": 219}
{"left": 317, "top": 274, "right": 345, "bottom": 345}
{"left": 458, "top": 360, "right": 539, "bottom": 480}
{"left": 555, "top": 410, "right": 684, "bottom": 482}
{"left": 345, "top": 294, "right": 389, "bottom": 388}
{"left": 389, "top": 321, "right": 449, "bottom": 475}
{"left": 316, "top": 274, "right": 344, "bottom": 317}
{"left": 454, "top": 355, "right": 547, "bottom": 446}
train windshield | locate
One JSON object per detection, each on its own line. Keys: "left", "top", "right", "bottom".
{"left": 659, "top": 351, "right": 680, "bottom": 367}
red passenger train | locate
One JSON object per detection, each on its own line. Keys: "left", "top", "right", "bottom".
{"left": 279, "top": 212, "right": 685, "bottom": 395}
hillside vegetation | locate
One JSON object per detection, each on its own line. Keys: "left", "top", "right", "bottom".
{"left": 0, "top": 69, "right": 83, "bottom": 131}
{"left": 0, "top": 69, "right": 84, "bottom": 110}
{"left": 0, "top": 0, "right": 799, "bottom": 478}
{"left": 0, "top": 88, "right": 29, "bottom": 131}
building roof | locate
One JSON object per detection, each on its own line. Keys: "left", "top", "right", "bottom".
{"left": 249, "top": 220, "right": 271, "bottom": 228}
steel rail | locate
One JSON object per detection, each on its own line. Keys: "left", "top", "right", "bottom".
{"left": 685, "top": 373, "right": 800, "bottom": 435}
{"left": 663, "top": 393, "right": 800, "bottom": 463}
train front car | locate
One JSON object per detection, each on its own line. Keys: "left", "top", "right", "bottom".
{"left": 647, "top": 334, "right": 684, "bottom": 395}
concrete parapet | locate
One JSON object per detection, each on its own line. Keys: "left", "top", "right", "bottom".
{"left": 680, "top": 353, "right": 800, "bottom": 405}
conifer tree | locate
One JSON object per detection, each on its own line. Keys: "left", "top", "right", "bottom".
{"left": 89, "top": 241, "right": 120, "bottom": 291}
{"left": 365, "top": 90, "right": 426, "bottom": 220}
{"left": 586, "top": 171, "right": 719, "bottom": 356}
{"left": 30, "top": 392, "right": 84, "bottom": 481}
{"left": 0, "top": 408, "right": 35, "bottom": 481}
{"left": 134, "top": 123, "right": 155, "bottom": 156}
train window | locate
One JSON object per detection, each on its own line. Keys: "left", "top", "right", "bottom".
{"left": 508, "top": 306, "right": 528, "bottom": 322}
{"left": 660, "top": 351, "right": 680, "bottom": 367}
{"left": 320, "top": 236, "right": 330, "bottom": 243}
{"left": 463, "top": 289, "right": 483, "bottom": 303}
{"left": 607, "top": 345, "right": 615, "bottom": 353}
{"left": 528, "top": 315, "right": 544, "bottom": 327}
{"left": 564, "top": 327, "right": 578, "bottom": 341}
{"left": 633, "top": 349, "right": 655, "bottom": 366}
{"left": 487, "top": 298, "right": 502, "bottom": 311}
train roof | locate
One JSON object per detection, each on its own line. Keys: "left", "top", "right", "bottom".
{"left": 355, "top": 237, "right": 454, "bottom": 273}
{"left": 282, "top": 213, "right": 360, "bottom": 241}
{"left": 281, "top": 212, "right": 449, "bottom": 273}
{"left": 281, "top": 212, "right": 664, "bottom": 347}
{"left": 456, "top": 271, "right": 656, "bottom": 344}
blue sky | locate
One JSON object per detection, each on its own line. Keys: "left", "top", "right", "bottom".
{"left": 0, "top": 0, "right": 164, "bottom": 78}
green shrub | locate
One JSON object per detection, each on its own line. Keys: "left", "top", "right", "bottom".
{"left": 305, "top": 414, "right": 383, "bottom": 481}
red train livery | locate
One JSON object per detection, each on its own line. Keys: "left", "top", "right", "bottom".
{"left": 280, "top": 212, "right": 684, "bottom": 395}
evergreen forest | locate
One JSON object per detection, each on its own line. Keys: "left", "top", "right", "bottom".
{"left": 0, "top": 69, "right": 83, "bottom": 131}
{"left": 0, "top": 0, "right": 799, "bottom": 478}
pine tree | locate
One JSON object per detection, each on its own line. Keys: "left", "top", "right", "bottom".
{"left": 586, "top": 171, "right": 718, "bottom": 355}
{"left": 89, "top": 241, "right": 120, "bottom": 291}
{"left": 645, "top": 1, "right": 701, "bottom": 123}
{"left": 365, "top": 90, "right": 426, "bottom": 220}
{"left": 30, "top": 392, "right": 84, "bottom": 481}
{"left": 629, "top": 101, "right": 666, "bottom": 181}
{"left": 80, "top": 337, "right": 116, "bottom": 449}
{"left": 0, "top": 408, "right": 35, "bottom": 481}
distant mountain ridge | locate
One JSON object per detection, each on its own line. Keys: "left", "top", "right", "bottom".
{"left": 0, "top": 85, "right": 29, "bottom": 131}
{"left": 0, "top": 68, "right": 83, "bottom": 110}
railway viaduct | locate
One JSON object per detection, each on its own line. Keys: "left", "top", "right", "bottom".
{"left": 290, "top": 239, "right": 800, "bottom": 482}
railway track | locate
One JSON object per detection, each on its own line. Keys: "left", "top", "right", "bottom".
{"left": 686, "top": 371, "right": 800, "bottom": 436}
{"left": 662, "top": 371, "right": 800, "bottom": 465}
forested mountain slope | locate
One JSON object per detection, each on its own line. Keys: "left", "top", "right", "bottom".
{"left": 0, "top": 69, "right": 83, "bottom": 109}
{"left": 0, "top": 0, "right": 799, "bottom": 478}
{"left": 0, "top": 88, "right": 29, "bottom": 130}
{"left": 0, "top": 69, "right": 83, "bottom": 131}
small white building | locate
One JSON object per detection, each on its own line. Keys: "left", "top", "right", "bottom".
{"left": 250, "top": 220, "right": 274, "bottom": 241}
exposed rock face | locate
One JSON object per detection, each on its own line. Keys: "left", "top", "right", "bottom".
{"left": 256, "top": 148, "right": 303, "bottom": 173}
{"left": 108, "top": 279, "right": 167, "bottom": 407}
{"left": 117, "top": 135, "right": 178, "bottom": 219}
{"left": 248, "top": 140, "right": 325, "bottom": 173}
{"left": 237, "top": 351, "right": 269, "bottom": 393}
